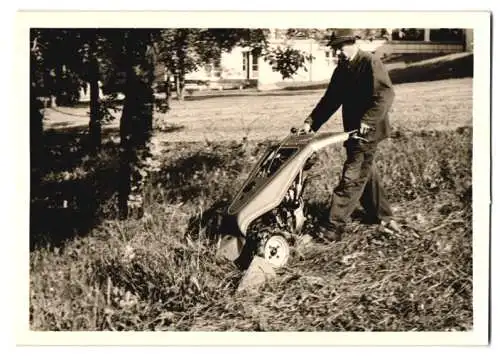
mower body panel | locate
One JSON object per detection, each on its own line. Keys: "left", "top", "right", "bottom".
{"left": 227, "top": 131, "right": 351, "bottom": 236}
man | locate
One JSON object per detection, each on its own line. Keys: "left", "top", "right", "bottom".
{"left": 301, "top": 35, "right": 400, "bottom": 242}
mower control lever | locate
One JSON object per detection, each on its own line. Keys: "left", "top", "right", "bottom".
{"left": 350, "top": 133, "right": 369, "bottom": 142}
{"left": 291, "top": 127, "right": 312, "bottom": 135}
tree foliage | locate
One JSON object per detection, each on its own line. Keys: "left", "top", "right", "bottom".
{"left": 284, "top": 28, "right": 333, "bottom": 41}
{"left": 31, "top": 27, "right": 321, "bottom": 219}
{"left": 30, "top": 28, "right": 128, "bottom": 152}
{"left": 157, "top": 28, "right": 270, "bottom": 99}
{"left": 264, "top": 47, "right": 313, "bottom": 79}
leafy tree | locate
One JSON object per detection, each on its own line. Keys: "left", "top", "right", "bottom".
{"left": 30, "top": 32, "right": 45, "bottom": 178}
{"left": 30, "top": 29, "right": 122, "bottom": 153}
{"left": 31, "top": 28, "right": 317, "bottom": 219}
{"left": 263, "top": 47, "right": 313, "bottom": 80}
{"left": 76, "top": 29, "right": 123, "bottom": 152}
{"left": 105, "top": 29, "right": 159, "bottom": 218}
{"left": 29, "top": 28, "right": 152, "bottom": 218}
{"left": 157, "top": 28, "right": 270, "bottom": 100}
{"left": 157, "top": 29, "right": 200, "bottom": 101}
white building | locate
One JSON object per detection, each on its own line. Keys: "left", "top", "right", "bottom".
{"left": 379, "top": 28, "right": 473, "bottom": 56}
{"left": 183, "top": 28, "right": 473, "bottom": 90}
{"left": 185, "top": 37, "right": 342, "bottom": 89}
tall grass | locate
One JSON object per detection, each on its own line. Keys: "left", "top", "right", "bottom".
{"left": 30, "top": 126, "right": 472, "bottom": 331}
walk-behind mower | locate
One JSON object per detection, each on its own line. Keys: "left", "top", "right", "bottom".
{"left": 216, "top": 127, "right": 366, "bottom": 274}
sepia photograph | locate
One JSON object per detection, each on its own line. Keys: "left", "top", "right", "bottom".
{"left": 16, "top": 10, "right": 491, "bottom": 346}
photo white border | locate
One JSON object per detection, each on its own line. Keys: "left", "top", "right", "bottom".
{"left": 13, "top": 9, "right": 491, "bottom": 347}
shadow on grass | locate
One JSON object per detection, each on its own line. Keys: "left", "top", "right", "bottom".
{"left": 186, "top": 200, "right": 230, "bottom": 242}
{"left": 38, "top": 126, "right": 119, "bottom": 170}
{"left": 154, "top": 152, "right": 228, "bottom": 203}
{"left": 382, "top": 53, "right": 451, "bottom": 64}
{"left": 45, "top": 119, "right": 185, "bottom": 135}
{"left": 389, "top": 53, "right": 473, "bottom": 85}
{"left": 152, "top": 145, "right": 251, "bottom": 243}
{"left": 30, "top": 123, "right": 186, "bottom": 252}
{"left": 153, "top": 143, "right": 249, "bottom": 204}
{"left": 30, "top": 127, "right": 121, "bottom": 251}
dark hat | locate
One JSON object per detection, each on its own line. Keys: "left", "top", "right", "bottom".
{"left": 327, "top": 35, "right": 359, "bottom": 49}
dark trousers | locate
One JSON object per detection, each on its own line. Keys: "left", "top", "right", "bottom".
{"left": 326, "top": 140, "right": 393, "bottom": 230}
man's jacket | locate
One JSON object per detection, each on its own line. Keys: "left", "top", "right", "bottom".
{"left": 305, "top": 49, "right": 395, "bottom": 143}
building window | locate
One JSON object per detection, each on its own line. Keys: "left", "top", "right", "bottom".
{"left": 203, "top": 64, "right": 212, "bottom": 77}
{"left": 213, "top": 55, "right": 222, "bottom": 77}
{"left": 243, "top": 51, "right": 259, "bottom": 72}
{"left": 325, "top": 50, "right": 335, "bottom": 65}
{"left": 203, "top": 54, "right": 222, "bottom": 78}
{"left": 242, "top": 52, "right": 247, "bottom": 72}
{"left": 252, "top": 53, "right": 258, "bottom": 71}
{"left": 429, "top": 29, "right": 464, "bottom": 42}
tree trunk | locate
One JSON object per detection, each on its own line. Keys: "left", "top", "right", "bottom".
{"left": 53, "top": 64, "right": 63, "bottom": 107}
{"left": 118, "top": 93, "right": 134, "bottom": 219}
{"left": 118, "top": 70, "right": 138, "bottom": 220}
{"left": 118, "top": 81, "right": 154, "bottom": 219}
{"left": 175, "top": 74, "right": 184, "bottom": 101}
{"left": 50, "top": 95, "right": 57, "bottom": 108}
{"left": 165, "top": 77, "right": 172, "bottom": 108}
{"left": 118, "top": 35, "right": 155, "bottom": 219}
{"left": 88, "top": 57, "right": 101, "bottom": 153}
{"left": 30, "top": 93, "right": 44, "bottom": 173}
{"left": 179, "top": 73, "right": 185, "bottom": 101}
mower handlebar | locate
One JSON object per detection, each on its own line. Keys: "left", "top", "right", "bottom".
{"left": 290, "top": 127, "right": 369, "bottom": 142}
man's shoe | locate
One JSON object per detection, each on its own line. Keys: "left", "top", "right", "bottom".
{"left": 380, "top": 219, "right": 402, "bottom": 234}
{"left": 363, "top": 215, "right": 403, "bottom": 234}
{"left": 312, "top": 225, "right": 342, "bottom": 243}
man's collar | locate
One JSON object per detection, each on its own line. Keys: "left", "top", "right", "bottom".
{"left": 349, "top": 46, "right": 360, "bottom": 61}
{"left": 337, "top": 47, "right": 361, "bottom": 69}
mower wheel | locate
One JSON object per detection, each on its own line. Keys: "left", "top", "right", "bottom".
{"left": 263, "top": 234, "right": 290, "bottom": 268}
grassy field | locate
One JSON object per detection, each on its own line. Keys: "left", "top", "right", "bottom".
{"left": 44, "top": 77, "right": 472, "bottom": 142}
{"left": 31, "top": 77, "right": 473, "bottom": 331}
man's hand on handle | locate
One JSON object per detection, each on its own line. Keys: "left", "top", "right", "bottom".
{"left": 359, "top": 123, "right": 373, "bottom": 136}
{"left": 291, "top": 122, "right": 313, "bottom": 135}
{"left": 301, "top": 122, "right": 312, "bottom": 134}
